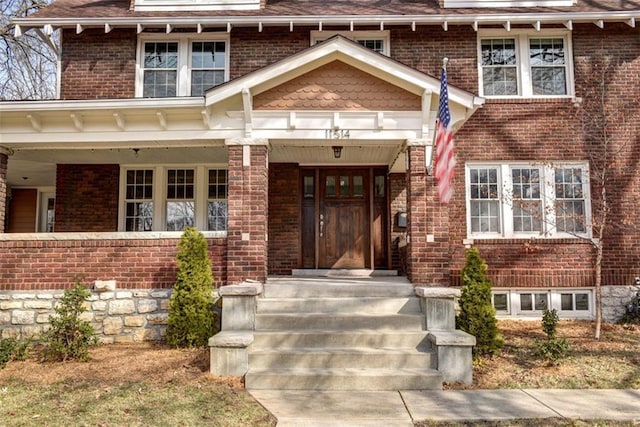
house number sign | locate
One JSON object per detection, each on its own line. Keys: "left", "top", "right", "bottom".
{"left": 325, "top": 129, "right": 350, "bottom": 139}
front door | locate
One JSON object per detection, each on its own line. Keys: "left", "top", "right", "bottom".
{"left": 318, "top": 169, "right": 369, "bottom": 268}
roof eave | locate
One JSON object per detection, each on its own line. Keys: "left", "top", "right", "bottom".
{"left": 11, "top": 11, "right": 640, "bottom": 34}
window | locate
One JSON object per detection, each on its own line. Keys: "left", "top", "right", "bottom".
{"left": 208, "top": 169, "right": 228, "bottom": 231}
{"left": 466, "top": 162, "right": 590, "bottom": 238}
{"left": 166, "top": 169, "right": 195, "bottom": 231}
{"left": 137, "top": 34, "right": 229, "bottom": 98}
{"left": 120, "top": 166, "right": 227, "bottom": 232}
{"left": 124, "top": 169, "right": 154, "bottom": 231}
{"left": 492, "top": 289, "right": 593, "bottom": 318}
{"left": 310, "top": 31, "right": 390, "bottom": 56}
{"left": 478, "top": 30, "right": 573, "bottom": 98}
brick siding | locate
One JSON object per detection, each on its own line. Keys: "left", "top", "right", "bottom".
{"left": 226, "top": 144, "right": 269, "bottom": 284}
{"left": 0, "top": 238, "right": 227, "bottom": 291}
{"left": 61, "top": 29, "right": 136, "bottom": 99}
{"left": 0, "top": 152, "right": 7, "bottom": 233}
{"left": 268, "top": 163, "right": 300, "bottom": 275}
{"left": 55, "top": 164, "right": 119, "bottom": 232}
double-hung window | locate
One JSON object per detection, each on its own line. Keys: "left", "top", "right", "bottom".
{"left": 466, "top": 162, "right": 590, "bottom": 238}
{"left": 120, "top": 166, "right": 228, "bottom": 233}
{"left": 478, "top": 29, "right": 573, "bottom": 98}
{"left": 310, "top": 31, "right": 390, "bottom": 56}
{"left": 137, "top": 34, "right": 229, "bottom": 97}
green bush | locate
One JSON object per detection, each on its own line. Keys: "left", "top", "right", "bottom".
{"left": 42, "top": 283, "right": 98, "bottom": 362}
{"left": 166, "top": 227, "right": 218, "bottom": 348}
{"left": 0, "top": 338, "right": 30, "bottom": 368}
{"left": 536, "top": 308, "right": 570, "bottom": 365}
{"left": 456, "top": 247, "right": 504, "bottom": 357}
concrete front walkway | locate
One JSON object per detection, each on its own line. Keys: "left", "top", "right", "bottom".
{"left": 250, "top": 389, "right": 640, "bottom": 426}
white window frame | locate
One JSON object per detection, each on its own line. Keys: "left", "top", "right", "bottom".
{"left": 136, "top": 33, "right": 230, "bottom": 98}
{"left": 465, "top": 161, "right": 591, "bottom": 239}
{"left": 493, "top": 289, "right": 594, "bottom": 319}
{"left": 477, "top": 29, "right": 575, "bottom": 99}
{"left": 118, "top": 165, "right": 228, "bottom": 234}
{"left": 310, "top": 31, "right": 390, "bottom": 56}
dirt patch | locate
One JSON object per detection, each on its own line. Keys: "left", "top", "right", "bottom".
{"left": 0, "top": 342, "right": 244, "bottom": 390}
{"left": 450, "top": 320, "right": 640, "bottom": 389}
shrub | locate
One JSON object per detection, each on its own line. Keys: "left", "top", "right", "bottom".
{"left": 536, "top": 308, "right": 570, "bottom": 365}
{"left": 42, "top": 283, "right": 98, "bottom": 362}
{"left": 456, "top": 247, "right": 504, "bottom": 357}
{"left": 166, "top": 227, "right": 218, "bottom": 348}
{"left": 0, "top": 338, "right": 30, "bottom": 368}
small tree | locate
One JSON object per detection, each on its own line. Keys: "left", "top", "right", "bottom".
{"left": 457, "top": 247, "right": 504, "bottom": 357}
{"left": 42, "top": 282, "right": 98, "bottom": 362}
{"left": 166, "top": 227, "right": 217, "bottom": 348}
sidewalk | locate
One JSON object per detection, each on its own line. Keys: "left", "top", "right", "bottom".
{"left": 250, "top": 389, "right": 640, "bottom": 426}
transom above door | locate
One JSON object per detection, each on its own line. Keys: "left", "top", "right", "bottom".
{"left": 301, "top": 167, "right": 388, "bottom": 270}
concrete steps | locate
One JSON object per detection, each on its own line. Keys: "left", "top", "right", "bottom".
{"left": 245, "top": 278, "right": 442, "bottom": 391}
{"left": 246, "top": 368, "right": 443, "bottom": 390}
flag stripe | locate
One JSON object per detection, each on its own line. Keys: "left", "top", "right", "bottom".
{"left": 434, "top": 65, "right": 455, "bottom": 204}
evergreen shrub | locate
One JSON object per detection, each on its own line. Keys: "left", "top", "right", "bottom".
{"left": 166, "top": 227, "right": 218, "bottom": 348}
{"left": 42, "top": 282, "right": 98, "bottom": 362}
{"left": 456, "top": 247, "right": 504, "bottom": 357}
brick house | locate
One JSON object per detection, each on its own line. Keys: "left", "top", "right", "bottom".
{"left": 1, "top": 0, "right": 639, "bottom": 345}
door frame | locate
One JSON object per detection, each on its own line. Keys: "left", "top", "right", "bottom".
{"left": 299, "top": 166, "right": 389, "bottom": 270}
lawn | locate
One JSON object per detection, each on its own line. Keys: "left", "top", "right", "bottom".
{"left": 0, "top": 320, "right": 638, "bottom": 426}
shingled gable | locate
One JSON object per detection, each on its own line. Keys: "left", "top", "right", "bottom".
{"left": 205, "top": 35, "right": 484, "bottom": 125}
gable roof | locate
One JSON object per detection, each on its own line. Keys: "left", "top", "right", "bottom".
{"left": 205, "top": 35, "right": 483, "bottom": 111}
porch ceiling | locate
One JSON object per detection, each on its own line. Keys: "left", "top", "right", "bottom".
{"left": 6, "top": 146, "right": 228, "bottom": 188}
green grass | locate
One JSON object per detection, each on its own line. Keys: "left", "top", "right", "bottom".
{"left": 0, "top": 378, "right": 274, "bottom": 427}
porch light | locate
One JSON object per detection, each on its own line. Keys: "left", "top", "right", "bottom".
{"left": 332, "top": 146, "right": 342, "bottom": 159}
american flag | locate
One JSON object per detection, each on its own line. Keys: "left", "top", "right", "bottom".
{"left": 434, "top": 63, "right": 456, "bottom": 204}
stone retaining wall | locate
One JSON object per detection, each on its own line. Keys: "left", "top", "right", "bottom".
{"left": 0, "top": 287, "right": 172, "bottom": 343}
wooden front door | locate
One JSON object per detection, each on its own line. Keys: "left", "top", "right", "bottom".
{"left": 318, "top": 170, "right": 369, "bottom": 268}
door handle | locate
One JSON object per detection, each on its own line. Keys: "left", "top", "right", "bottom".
{"left": 319, "top": 214, "right": 324, "bottom": 237}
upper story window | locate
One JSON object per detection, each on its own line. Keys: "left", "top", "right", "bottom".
{"left": 134, "top": 0, "right": 261, "bottom": 12}
{"left": 119, "top": 165, "right": 228, "bottom": 232}
{"left": 310, "top": 31, "right": 390, "bottom": 56}
{"left": 137, "top": 34, "right": 229, "bottom": 98}
{"left": 466, "top": 162, "right": 590, "bottom": 239}
{"left": 478, "top": 29, "right": 574, "bottom": 98}
{"left": 442, "top": 0, "right": 573, "bottom": 7}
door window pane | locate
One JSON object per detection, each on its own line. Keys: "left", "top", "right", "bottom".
{"left": 353, "top": 175, "right": 364, "bottom": 197}
{"left": 303, "top": 176, "right": 315, "bottom": 199}
{"left": 375, "top": 175, "right": 385, "bottom": 197}
{"left": 326, "top": 176, "right": 336, "bottom": 197}
{"left": 340, "top": 176, "right": 349, "bottom": 196}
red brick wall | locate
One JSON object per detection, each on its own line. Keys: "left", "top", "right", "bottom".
{"left": 446, "top": 23, "right": 640, "bottom": 288}
{"left": 0, "top": 152, "right": 7, "bottom": 233}
{"left": 61, "top": 29, "right": 136, "bottom": 99}
{"left": 0, "top": 238, "right": 227, "bottom": 291}
{"left": 268, "top": 163, "right": 300, "bottom": 275}
{"left": 226, "top": 144, "right": 269, "bottom": 284}
{"left": 55, "top": 164, "right": 119, "bottom": 232}
{"left": 389, "top": 173, "right": 407, "bottom": 273}
{"left": 230, "top": 27, "right": 310, "bottom": 79}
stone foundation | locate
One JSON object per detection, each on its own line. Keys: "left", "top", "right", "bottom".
{"left": 0, "top": 287, "right": 172, "bottom": 343}
{"left": 602, "top": 285, "right": 640, "bottom": 322}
